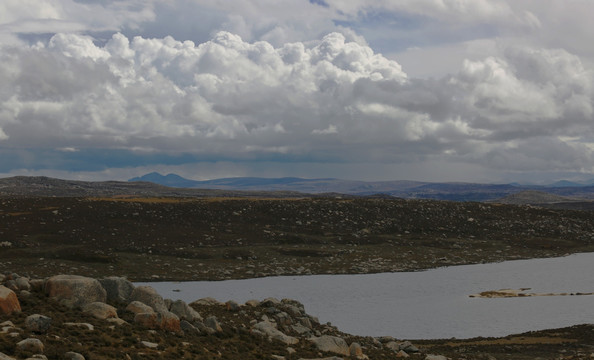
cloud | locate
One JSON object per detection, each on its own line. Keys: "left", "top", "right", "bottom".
{"left": 0, "top": 0, "right": 156, "bottom": 39}
{"left": 1, "top": 18, "right": 594, "bottom": 178}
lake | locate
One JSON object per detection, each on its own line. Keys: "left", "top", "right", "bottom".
{"left": 137, "top": 252, "right": 594, "bottom": 339}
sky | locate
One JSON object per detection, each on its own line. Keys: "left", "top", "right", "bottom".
{"left": 1, "top": 0, "right": 594, "bottom": 184}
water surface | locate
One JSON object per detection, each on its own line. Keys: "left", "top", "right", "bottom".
{"left": 138, "top": 252, "right": 594, "bottom": 339}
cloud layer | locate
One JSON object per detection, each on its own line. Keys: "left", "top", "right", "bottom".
{"left": 1, "top": 1, "right": 594, "bottom": 182}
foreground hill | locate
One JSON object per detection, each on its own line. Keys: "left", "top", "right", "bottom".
{"left": 1, "top": 195, "right": 593, "bottom": 281}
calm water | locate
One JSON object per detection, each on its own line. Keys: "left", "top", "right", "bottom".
{"left": 137, "top": 252, "right": 594, "bottom": 339}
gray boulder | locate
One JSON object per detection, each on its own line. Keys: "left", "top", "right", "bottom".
{"left": 25, "top": 314, "right": 51, "bottom": 333}
{"left": 252, "top": 321, "right": 298, "bottom": 345}
{"left": 99, "top": 277, "right": 134, "bottom": 303}
{"left": 44, "top": 275, "right": 106, "bottom": 308}
{"left": 126, "top": 301, "right": 155, "bottom": 315}
{"left": 129, "top": 286, "right": 167, "bottom": 313}
{"left": 310, "top": 335, "right": 350, "bottom": 356}
{"left": 64, "top": 352, "right": 85, "bottom": 360}
{"left": 205, "top": 316, "right": 223, "bottom": 333}
{"left": 0, "top": 352, "right": 15, "bottom": 360}
{"left": 82, "top": 302, "right": 118, "bottom": 320}
{"left": 16, "top": 338, "right": 44, "bottom": 354}
{"left": 425, "top": 356, "right": 448, "bottom": 360}
{"left": 169, "top": 300, "right": 202, "bottom": 322}
{"left": 190, "top": 297, "right": 221, "bottom": 306}
{"left": 15, "top": 277, "right": 31, "bottom": 291}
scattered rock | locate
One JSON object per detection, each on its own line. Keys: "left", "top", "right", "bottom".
{"left": 25, "top": 314, "right": 51, "bottom": 333}
{"left": 16, "top": 338, "right": 44, "bottom": 355}
{"left": 99, "top": 276, "right": 135, "bottom": 303}
{"left": 310, "top": 335, "right": 350, "bottom": 356}
{"left": 44, "top": 275, "right": 106, "bottom": 308}
{"left": 82, "top": 302, "right": 118, "bottom": 320}
{"left": 0, "top": 285, "right": 21, "bottom": 315}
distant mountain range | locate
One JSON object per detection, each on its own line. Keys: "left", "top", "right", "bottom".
{"left": 2, "top": 174, "right": 594, "bottom": 206}
{"left": 128, "top": 172, "right": 594, "bottom": 202}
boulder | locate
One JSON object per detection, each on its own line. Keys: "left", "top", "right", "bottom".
{"left": 99, "top": 277, "right": 134, "bottom": 303}
{"left": 190, "top": 297, "right": 221, "bottom": 306}
{"left": 125, "top": 301, "right": 155, "bottom": 315}
{"left": 134, "top": 312, "right": 159, "bottom": 329}
{"left": 425, "top": 356, "right": 448, "bottom": 360}
{"left": 15, "top": 277, "right": 31, "bottom": 291}
{"left": 16, "top": 338, "right": 44, "bottom": 355}
{"left": 63, "top": 323, "right": 94, "bottom": 331}
{"left": 129, "top": 286, "right": 167, "bottom": 313}
{"left": 64, "top": 352, "right": 85, "bottom": 360}
{"left": 399, "top": 341, "right": 419, "bottom": 353}
{"left": 0, "top": 285, "right": 21, "bottom": 315}
{"left": 82, "top": 302, "right": 118, "bottom": 320}
{"left": 159, "top": 311, "right": 181, "bottom": 332}
{"left": 310, "top": 335, "right": 350, "bottom": 356}
{"left": 169, "top": 300, "right": 202, "bottom": 322}
{"left": 0, "top": 352, "right": 15, "bottom": 360}
{"left": 204, "top": 316, "right": 223, "bottom": 333}
{"left": 180, "top": 320, "right": 200, "bottom": 334}
{"left": 225, "top": 300, "right": 240, "bottom": 312}
{"left": 395, "top": 350, "right": 410, "bottom": 358}
{"left": 141, "top": 341, "right": 159, "bottom": 349}
{"left": 29, "top": 280, "right": 44, "bottom": 292}
{"left": 134, "top": 311, "right": 181, "bottom": 332}
{"left": 24, "top": 355, "right": 47, "bottom": 360}
{"left": 349, "top": 342, "right": 363, "bottom": 357}
{"left": 25, "top": 314, "right": 51, "bottom": 333}
{"left": 245, "top": 299, "right": 260, "bottom": 307}
{"left": 252, "top": 321, "right": 298, "bottom": 345}
{"left": 44, "top": 275, "right": 106, "bottom": 308}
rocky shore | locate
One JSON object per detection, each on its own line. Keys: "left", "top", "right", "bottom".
{"left": 0, "top": 272, "right": 442, "bottom": 359}
{"left": 1, "top": 272, "right": 593, "bottom": 359}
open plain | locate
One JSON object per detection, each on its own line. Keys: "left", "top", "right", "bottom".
{"left": 1, "top": 185, "right": 593, "bottom": 359}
